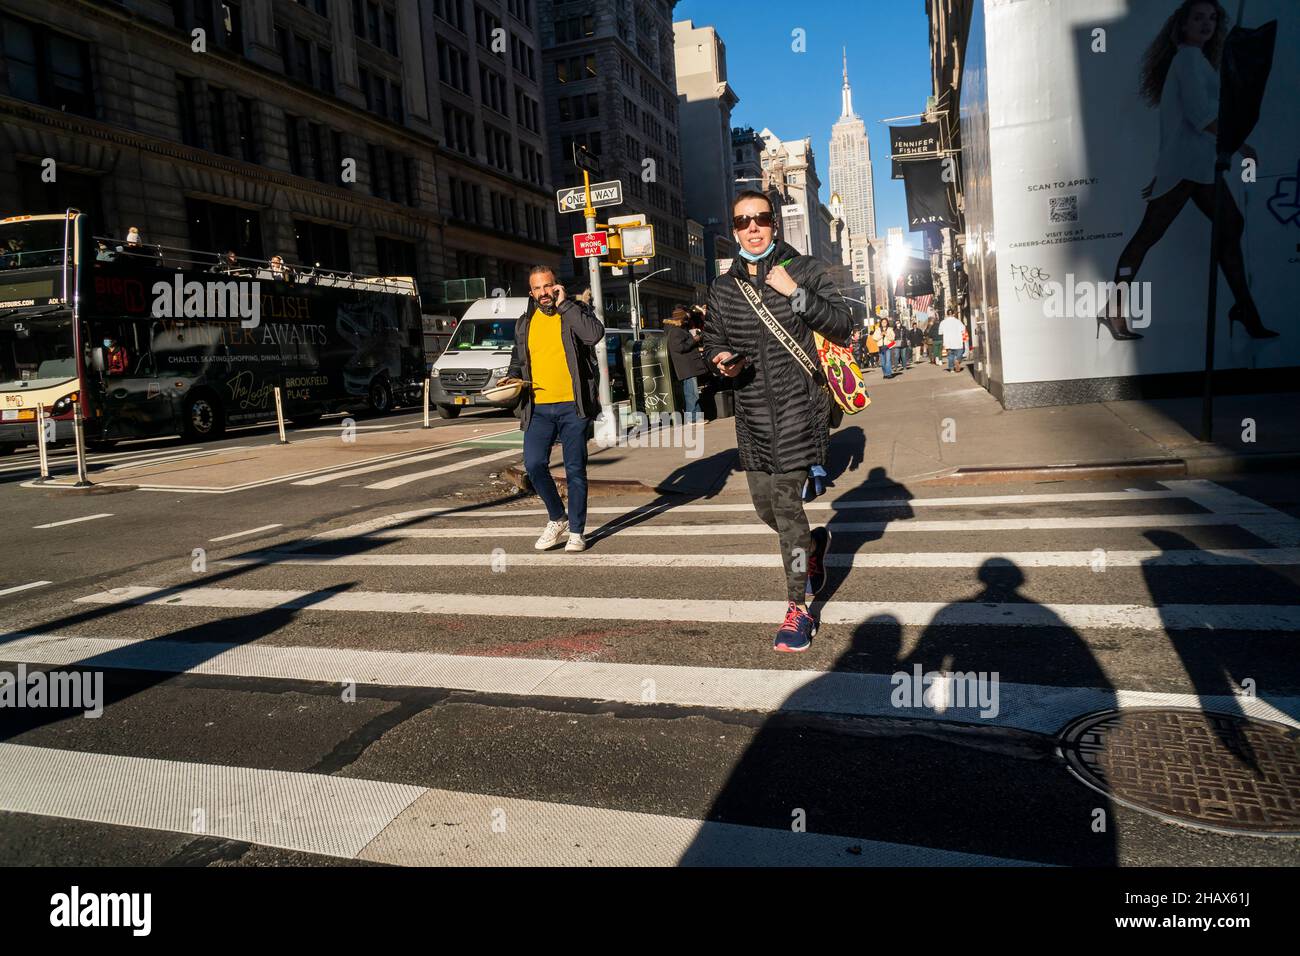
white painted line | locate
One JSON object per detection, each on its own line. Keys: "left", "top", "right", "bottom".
{"left": 209, "top": 524, "right": 284, "bottom": 542}
{"left": 1162, "top": 479, "right": 1300, "bottom": 546}
{"left": 74, "top": 584, "right": 1300, "bottom": 631}
{"left": 0, "top": 742, "right": 1036, "bottom": 866}
{"left": 0, "top": 743, "right": 423, "bottom": 860}
{"left": 2, "top": 633, "right": 1296, "bottom": 735}
{"left": 0, "top": 580, "right": 52, "bottom": 597}
{"left": 353, "top": 513, "right": 1246, "bottom": 539}
{"left": 33, "top": 513, "right": 113, "bottom": 529}
{"left": 292, "top": 445, "right": 473, "bottom": 486}
{"left": 396, "top": 490, "right": 1186, "bottom": 519}
{"left": 365, "top": 448, "right": 521, "bottom": 489}
{"left": 219, "top": 547, "right": 1300, "bottom": 570}
{"left": 106, "top": 449, "right": 228, "bottom": 470}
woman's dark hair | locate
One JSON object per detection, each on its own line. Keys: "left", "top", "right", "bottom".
{"left": 732, "top": 189, "right": 774, "bottom": 215}
{"left": 1139, "top": 0, "right": 1227, "bottom": 107}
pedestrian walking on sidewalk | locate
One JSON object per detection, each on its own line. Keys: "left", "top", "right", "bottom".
{"left": 880, "top": 319, "right": 897, "bottom": 378}
{"left": 665, "top": 304, "right": 709, "bottom": 419}
{"left": 940, "top": 308, "right": 965, "bottom": 372}
{"left": 499, "top": 265, "right": 606, "bottom": 553}
{"left": 866, "top": 324, "right": 880, "bottom": 369}
{"left": 703, "top": 190, "right": 854, "bottom": 652}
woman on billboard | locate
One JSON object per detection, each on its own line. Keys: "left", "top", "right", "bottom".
{"left": 1105, "top": 0, "right": 1277, "bottom": 341}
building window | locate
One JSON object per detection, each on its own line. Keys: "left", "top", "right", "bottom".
{"left": 176, "top": 75, "right": 200, "bottom": 147}
{"left": 236, "top": 96, "right": 257, "bottom": 162}
{"left": 515, "top": 90, "right": 539, "bottom": 132}
{"left": 474, "top": 5, "right": 504, "bottom": 55}
{"left": 436, "top": 39, "right": 470, "bottom": 93}
{"left": 293, "top": 219, "right": 350, "bottom": 271}
{"left": 317, "top": 46, "right": 334, "bottom": 94}
{"left": 285, "top": 114, "right": 303, "bottom": 175}
{"left": 0, "top": 14, "right": 94, "bottom": 116}
{"left": 382, "top": 8, "right": 398, "bottom": 54}
{"left": 187, "top": 197, "right": 263, "bottom": 259}
{"left": 484, "top": 125, "right": 512, "bottom": 173}
{"left": 376, "top": 236, "right": 417, "bottom": 280}
{"left": 309, "top": 123, "right": 327, "bottom": 182}
{"left": 218, "top": 2, "right": 243, "bottom": 53}
{"left": 509, "top": 34, "right": 535, "bottom": 78}
{"left": 434, "top": 0, "right": 465, "bottom": 32}
{"left": 207, "top": 86, "right": 229, "bottom": 155}
{"left": 479, "top": 65, "right": 508, "bottom": 116}
{"left": 507, "top": 0, "right": 532, "bottom": 27}
{"left": 442, "top": 104, "right": 475, "bottom": 156}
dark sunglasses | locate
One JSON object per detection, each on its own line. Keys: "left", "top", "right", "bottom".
{"left": 732, "top": 212, "right": 775, "bottom": 229}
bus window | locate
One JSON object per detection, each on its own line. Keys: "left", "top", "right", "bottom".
{"left": 0, "top": 315, "right": 76, "bottom": 389}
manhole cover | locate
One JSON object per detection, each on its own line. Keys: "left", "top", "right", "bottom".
{"left": 1060, "top": 708, "right": 1300, "bottom": 835}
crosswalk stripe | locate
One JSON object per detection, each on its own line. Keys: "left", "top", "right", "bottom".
{"left": 0, "top": 742, "right": 1039, "bottom": 866}
{"left": 350, "top": 513, "right": 1249, "bottom": 539}
{"left": 218, "top": 547, "right": 1300, "bottom": 569}
{"left": 400, "top": 490, "right": 1186, "bottom": 519}
{"left": 73, "top": 585, "right": 1300, "bottom": 631}
{"left": 1163, "top": 479, "right": 1300, "bottom": 546}
{"left": 364, "top": 448, "right": 521, "bottom": 489}
{"left": 291, "top": 445, "right": 476, "bottom": 486}
{"left": 3, "top": 633, "right": 1295, "bottom": 734}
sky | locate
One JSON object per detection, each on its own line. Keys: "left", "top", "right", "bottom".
{"left": 674, "top": 0, "right": 933, "bottom": 250}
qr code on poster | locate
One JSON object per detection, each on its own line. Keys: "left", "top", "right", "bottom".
{"left": 1050, "top": 195, "right": 1078, "bottom": 223}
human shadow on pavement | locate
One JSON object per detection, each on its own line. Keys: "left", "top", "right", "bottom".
{"left": 682, "top": 559, "right": 1121, "bottom": 867}
{"left": 585, "top": 447, "right": 739, "bottom": 545}
{"left": 1141, "top": 529, "right": 1300, "bottom": 770}
{"left": 814, "top": 465, "right": 914, "bottom": 612}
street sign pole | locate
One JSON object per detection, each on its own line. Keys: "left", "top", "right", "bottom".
{"left": 627, "top": 260, "right": 640, "bottom": 341}
{"left": 582, "top": 168, "right": 615, "bottom": 444}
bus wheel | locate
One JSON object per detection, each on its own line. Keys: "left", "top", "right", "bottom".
{"left": 368, "top": 378, "right": 393, "bottom": 414}
{"left": 183, "top": 394, "right": 224, "bottom": 440}
{"left": 437, "top": 404, "right": 460, "bottom": 419}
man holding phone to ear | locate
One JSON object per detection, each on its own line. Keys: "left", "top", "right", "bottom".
{"left": 498, "top": 265, "right": 605, "bottom": 552}
{"left": 703, "top": 190, "right": 854, "bottom": 652}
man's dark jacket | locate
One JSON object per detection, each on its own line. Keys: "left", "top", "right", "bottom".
{"left": 665, "top": 321, "right": 710, "bottom": 380}
{"left": 505, "top": 297, "right": 605, "bottom": 431}
{"left": 702, "top": 240, "right": 854, "bottom": 474}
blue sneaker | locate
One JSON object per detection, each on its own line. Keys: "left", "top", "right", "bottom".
{"left": 774, "top": 601, "right": 816, "bottom": 653}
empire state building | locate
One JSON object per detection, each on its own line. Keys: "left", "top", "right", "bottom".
{"left": 828, "top": 50, "right": 877, "bottom": 285}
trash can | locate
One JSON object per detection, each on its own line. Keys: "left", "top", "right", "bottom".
{"left": 621, "top": 332, "right": 681, "bottom": 418}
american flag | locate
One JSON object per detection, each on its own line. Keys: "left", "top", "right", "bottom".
{"left": 908, "top": 293, "right": 934, "bottom": 312}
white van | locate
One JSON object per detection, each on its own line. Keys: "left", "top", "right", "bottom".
{"left": 428, "top": 296, "right": 529, "bottom": 418}
{"left": 428, "top": 296, "right": 640, "bottom": 419}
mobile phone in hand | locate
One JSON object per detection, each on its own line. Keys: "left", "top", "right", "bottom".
{"left": 720, "top": 352, "right": 746, "bottom": 369}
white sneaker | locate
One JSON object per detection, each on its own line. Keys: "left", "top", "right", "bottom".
{"left": 534, "top": 519, "right": 568, "bottom": 550}
{"left": 564, "top": 532, "right": 587, "bottom": 552}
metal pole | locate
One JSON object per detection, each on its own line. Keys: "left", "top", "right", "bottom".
{"left": 274, "top": 386, "right": 288, "bottom": 444}
{"left": 628, "top": 260, "right": 640, "bottom": 341}
{"left": 34, "top": 404, "right": 49, "bottom": 483}
{"left": 72, "top": 399, "right": 90, "bottom": 487}
{"left": 422, "top": 377, "right": 431, "bottom": 429}
{"left": 583, "top": 168, "right": 615, "bottom": 445}
{"left": 1200, "top": 162, "right": 1228, "bottom": 443}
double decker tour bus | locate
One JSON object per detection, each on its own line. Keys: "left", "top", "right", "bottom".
{"left": 0, "top": 212, "right": 426, "bottom": 453}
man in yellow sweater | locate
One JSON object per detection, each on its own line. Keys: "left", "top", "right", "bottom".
{"left": 499, "top": 266, "right": 605, "bottom": 552}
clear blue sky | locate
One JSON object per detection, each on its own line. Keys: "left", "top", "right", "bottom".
{"left": 674, "top": 0, "right": 932, "bottom": 245}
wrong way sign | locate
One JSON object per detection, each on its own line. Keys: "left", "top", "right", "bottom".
{"left": 556, "top": 180, "right": 623, "bottom": 214}
{"left": 572, "top": 231, "right": 608, "bottom": 258}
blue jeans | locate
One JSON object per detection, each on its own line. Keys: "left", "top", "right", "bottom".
{"left": 681, "top": 375, "right": 701, "bottom": 417}
{"left": 947, "top": 347, "right": 964, "bottom": 370}
{"left": 523, "top": 401, "right": 589, "bottom": 534}
{"left": 881, "top": 345, "right": 893, "bottom": 377}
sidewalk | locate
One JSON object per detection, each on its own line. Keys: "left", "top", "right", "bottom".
{"left": 508, "top": 361, "right": 1300, "bottom": 496}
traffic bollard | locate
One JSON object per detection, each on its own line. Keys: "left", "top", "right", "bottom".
{"left": 274, "top": 386, "right": 288, "bottom": 444}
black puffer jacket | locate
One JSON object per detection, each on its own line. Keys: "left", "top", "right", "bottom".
{"left": 703, "top": 241, "right": 854, "bottom": 474}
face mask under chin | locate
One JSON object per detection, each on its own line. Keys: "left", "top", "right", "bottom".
{"left": 735, "top": 236, "right": 776, "bottom": 262}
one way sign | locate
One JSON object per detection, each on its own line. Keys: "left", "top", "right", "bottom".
{"left": 555, "top": 180, "right": 623, "bottom": 214}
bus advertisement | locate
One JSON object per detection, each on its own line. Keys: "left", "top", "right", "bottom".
{"left": 0, "top": 212, "right": 426, "bottom": 452}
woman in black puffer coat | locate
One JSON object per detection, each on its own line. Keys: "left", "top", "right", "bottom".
{"left": 702, "top": 190, "right": 853, "bottom": 652}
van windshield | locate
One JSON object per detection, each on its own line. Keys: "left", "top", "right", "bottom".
{"left": 448, "top": 319, "right": 516, "bottom": 351}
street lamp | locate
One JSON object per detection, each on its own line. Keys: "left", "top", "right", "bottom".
{"left": 629, "top": 266, "right": 670, "bottom": 340}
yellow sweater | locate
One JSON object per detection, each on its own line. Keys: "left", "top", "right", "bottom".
{"left": 528, "top": 309, "right": 574, "bottom": 404}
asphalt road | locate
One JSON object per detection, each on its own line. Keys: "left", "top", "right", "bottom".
{"left": 0, "top": 413, "right": 1298, "bottom": 866}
